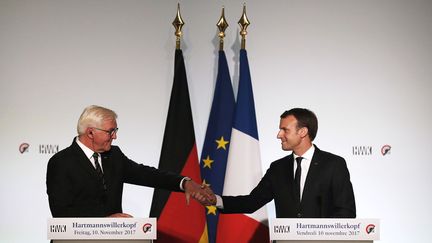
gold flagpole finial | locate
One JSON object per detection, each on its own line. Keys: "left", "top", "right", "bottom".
{"left": 238, "top": 3, "right": 250, "bottom": 49}
{"left": 172, "top": 3, "right": 185, "bottom": 50}
{"left": 217, "top": 7, "right": 229, "bottom": 51}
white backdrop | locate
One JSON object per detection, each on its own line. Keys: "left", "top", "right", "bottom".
{"left": 1, "top": 0, "right": 431, "bottom": 242}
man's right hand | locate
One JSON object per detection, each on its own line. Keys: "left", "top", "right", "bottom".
{"left": 195, "top": 184, "right": 217, "bottom": 206}
{"left": 184, "top": 180, "right": 216, "bottom": 206}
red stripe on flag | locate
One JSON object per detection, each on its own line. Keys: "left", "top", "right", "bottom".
{"left": 217, "top": 214, "right": 269, "bottom": 243}
{"left": 179, "top": 144, "right": 202, "bottom": 184}
{"left": 156, "top": 145, "right": 207, "bottom": 242}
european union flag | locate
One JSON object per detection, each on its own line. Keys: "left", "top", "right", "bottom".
{"left": 200, "top": 50, "right": 235, "bottom": 243}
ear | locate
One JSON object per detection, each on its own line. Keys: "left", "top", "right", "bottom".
{"left": 87, "top": 128, "right": 94, "bottom": 139}
{"left": 299, "top": 127, "right": 308, "bottom": 138}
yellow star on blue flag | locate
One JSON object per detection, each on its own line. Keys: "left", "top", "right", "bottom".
{"left": 202, "top": 155, "right": 214, "bottom": 169}
{"left": 215, "top": 136, "right": 229, "bottom": 150}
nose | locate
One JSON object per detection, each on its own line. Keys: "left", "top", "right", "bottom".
{"left": 277, "top": 130, "right": 283, "bottom": 139}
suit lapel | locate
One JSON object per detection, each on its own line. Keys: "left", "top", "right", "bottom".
{"left": 101, "top": 151, "right": 112, "bottom": 187}
{"left": 284, "top": 154, "right": 299, "bottom": 203}
{"left": 302, "top": 146, "right": 321, "bottom": 203}
{"left": 286, "top": 154, "right": 295, "bottom": 184}
{"left": 70, "top": 139, "right": 102, "bottom": 179}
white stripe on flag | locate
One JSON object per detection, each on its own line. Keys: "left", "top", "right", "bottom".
{"left": 223, "top": 128, "right": 268, "bottom": 222}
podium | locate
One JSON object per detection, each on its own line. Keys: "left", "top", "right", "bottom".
{"left": 270, "top": 218, "right": 380, "bottom": 243}
{"left": 48, "top": 218, "right": 156, "bottom": 243}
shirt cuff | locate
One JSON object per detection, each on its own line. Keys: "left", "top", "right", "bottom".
{"left": 180, "top": 177, "right": 191, "bottom": 191}
{"left": 216, "top": 195, "right": 224, "bottom": 209}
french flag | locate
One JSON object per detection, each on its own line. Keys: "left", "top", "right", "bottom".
{"left": 216, "top": 49, "right": 270, "bottom": 243}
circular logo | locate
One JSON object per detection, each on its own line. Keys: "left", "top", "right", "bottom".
{"left": 381, "top": 145, "right": 391, "bottom": 156}
{"left": 366, "top": 224, "right": 375, "bottom": 234}
{"left": 143, "top": 223, "right": 152, "bottom": 233}
{"left": 19, "top": 143, "right": 30, "bottom": 154}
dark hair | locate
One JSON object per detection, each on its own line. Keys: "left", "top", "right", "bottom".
{"left": 280, "top": 108, "right": 318, "bottom": 141}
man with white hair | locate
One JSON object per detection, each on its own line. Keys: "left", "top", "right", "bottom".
{"left": 47, "top": 105, "right": 211, "bottom": 217}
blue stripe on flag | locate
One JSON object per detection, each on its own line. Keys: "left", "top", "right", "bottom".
{"left": 200, "top": 50, "right": 235, "bottom": 243}
{"left": 233, "top": 49, "right": 259, "bottom": 140}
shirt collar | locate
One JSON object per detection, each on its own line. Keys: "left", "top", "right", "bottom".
{"left": 76, "top": 136, "right": 97, "bottom": 160}
{"left": 294, "top": 144, "right": 315, "bottom": 161}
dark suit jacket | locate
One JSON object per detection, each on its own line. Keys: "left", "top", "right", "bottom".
{"left": 46, "top": 139, "right": 184, "bottom": 217}
{"left": 221, "top": 146, "right": 356, "bottom": 218}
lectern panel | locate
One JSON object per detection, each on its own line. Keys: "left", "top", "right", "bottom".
{"left": 48, "top": 218, "right": 156, "bottom": 241}
{"left": 270, "top": 218, "right": 379, "bottom": 242}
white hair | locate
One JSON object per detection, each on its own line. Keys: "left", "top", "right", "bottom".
{"left": 77, "top": 105, "right": 117, "bottom": 135}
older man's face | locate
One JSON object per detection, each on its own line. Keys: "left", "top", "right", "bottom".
{"left": 90, "top": 119, "right": 118, "bottom": 153}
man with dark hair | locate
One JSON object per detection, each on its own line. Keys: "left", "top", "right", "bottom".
{"left": 206, "top": 108, "right": 356, "bottom": 218}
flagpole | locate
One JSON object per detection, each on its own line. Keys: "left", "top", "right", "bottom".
{"left": 238, "top": 4, "right": 250, "bottom": 50}
{"left": 217, "top": 7, "right": 229, "bottom": 51}
{"left": 172, "top": 3, "right": 184, "bottom": 50}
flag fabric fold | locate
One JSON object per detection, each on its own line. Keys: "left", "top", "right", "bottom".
{"left": 150, "top": 49, "right": 208, "bottom": 243}
{"left": 216, "top": 49, "right": 270, "bottom": 243}
{"left": 200, "top": 50, "right": 235, "bottom": 243}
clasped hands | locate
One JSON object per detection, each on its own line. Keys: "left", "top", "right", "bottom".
{"left": 184, "top": 180, "right": 217, "bottom": 206}
{"left": 107, "top": 180, "right": 216, "bottom": 218}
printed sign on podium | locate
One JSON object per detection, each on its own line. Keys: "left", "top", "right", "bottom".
{"left": 48, "top": 218, "right": 156, "bottom": 243}
{"left": 270, "top": 218, "right": 380, "bottom": 243}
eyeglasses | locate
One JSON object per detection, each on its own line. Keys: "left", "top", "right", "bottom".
{"left": 92, "top": 127, "right": 119, "bottom": 137}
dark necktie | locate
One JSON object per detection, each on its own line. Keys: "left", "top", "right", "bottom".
{"left": 294, "top": 157, "right": 303, "bottom": 202}
{"left": 92, "top": 152, "right": 107, "bottom": 191}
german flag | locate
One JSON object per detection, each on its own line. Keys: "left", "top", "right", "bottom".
{"left": 149, "top": 49, "right": 208, "bottom": 243}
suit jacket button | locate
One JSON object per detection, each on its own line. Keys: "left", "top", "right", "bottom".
{"left": 297, "top": 213, "right": 302, "bottom": 217}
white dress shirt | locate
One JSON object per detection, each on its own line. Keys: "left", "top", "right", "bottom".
{"left": 294, "top": 145, "right": 315, "bottom": 200}
{"left": 76, "top": 137, "right": 103, "bottom": 172}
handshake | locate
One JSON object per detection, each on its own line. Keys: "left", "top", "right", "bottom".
{"left": 184, "top": 180, "right": 218, "bottom": 206}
